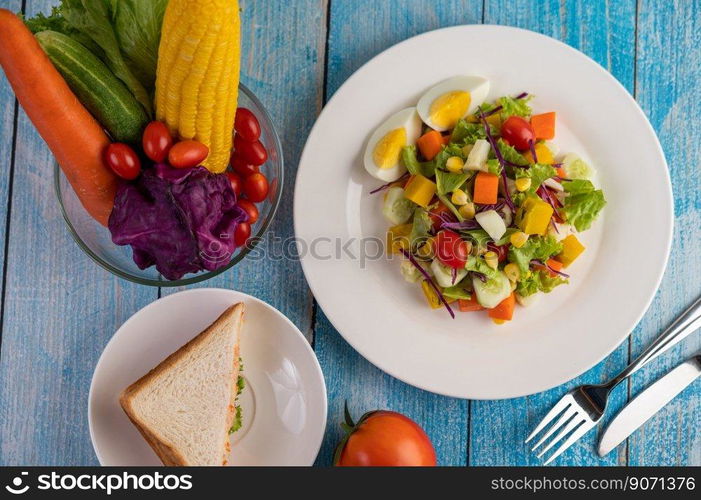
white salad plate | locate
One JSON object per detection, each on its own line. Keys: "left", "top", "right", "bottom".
{"left": 294, "top": 25, "right": 672, "bottom": 399}
{"left": 89, "top": 288, "right": 327, "bottom": 465}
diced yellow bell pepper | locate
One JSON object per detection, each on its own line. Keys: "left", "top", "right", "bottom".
{"left": 387, "top": 223, "right": 413, "bottom": 255}
{"left": 518, "top": 197, "right": 553, "bottom": 235}
{"left": 523, "top": 142, "right": 554, "bottom": 164}
{"left": 404, "top": 174, "right": 437, "bottom": 208}
{"left": 421, "top": 280, "right": 442, "bottom": 309}
{"left": 486, "top": 113, "right": 501, "bottom": 129}
{"left": 556, "top": 234, "right": 585, "bottom": 267}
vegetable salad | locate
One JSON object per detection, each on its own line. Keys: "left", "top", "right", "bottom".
{"left": 367, "top": 76, "right": 606, "bottom": 323}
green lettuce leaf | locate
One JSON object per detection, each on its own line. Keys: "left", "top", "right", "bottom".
{"left": 450, "top": 119, "right": 486, "bottom": 144}
{"left": 229, "top": 359, "right": 245, "bottom": 434}
{"left": 485, "top": 158, "right": 503, "bottom": 175}
{"left": 442, "top": 283, "right": 472, "bottom": 300}
{"left": 435, "top": 169, "right": 468, "bottom": 195}
{"left": 516, "top": 270, "right": 568, "bottom": 297}
{"left": 409, "top": 208, "right": 432, "bottom": 249}
{"left": 499, "top": 94, "right": 533, "bottom": 120}
{"left": 465, "top": 255, "right": 500, "bottom": 281}
{"left": 514, "top": 163, "right": 557, "bottom": 192}
{"left": 463, "top": 229, "right": 491, "bottom": 253}
{"left": 562, "top": 180, "right": 606, "bottom": 231}
{"left": 508, "top": 235, "right": 563, "bottom": 274}
{"left": 401, "top": 145, "right": 434, "bottom": 177}
{"left": 497, "top": 139, "right": 529, "bottom": 166}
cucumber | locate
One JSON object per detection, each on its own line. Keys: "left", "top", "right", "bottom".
{"left": 430, "top": 259, "right": 467, "bottom": 288}
{"left": 35, "top": 31, "right": 148, "bottom": 144}
{"left": 472, "top": 270, "right": 511, "bottom": 309}
{"left": 382, "top": 186, "right": 414, "bottom": 225}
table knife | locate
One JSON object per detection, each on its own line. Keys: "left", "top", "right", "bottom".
{"left": 598, "top": 353, "right": 701, "bottom": 457}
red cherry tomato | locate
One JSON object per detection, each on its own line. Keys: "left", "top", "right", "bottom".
{"left": 234, "top": 135, "right": 267, "bottom": 166}
{"left": 234, "top": 222, "right": 251, "bottom": 246}
{"left": 104, "top": 143, "right": 141, "bottom": 180}
{"left": 230, "top": 154, "right": 260, "bottom": 177}
{"left": 335, "top": 409, "right": 436, "bottom": 466}
{"left": 428, "top": 202, "right": 453, "bottom": 231}
{"left": 488, "top": 242, "right": 509, "bottom": 262}
{"left": 168, "top": 140, "right": 209, "bottom": 168}
{"left": 226, "top": 172, "right": 242, "bottom": 196}
{"left": 234, "top": 108, "right": 261, "bottom": 142}
{"left": 435, "top": 230, "right": 469, "bottom": 269}
{"left": 243, "top": 172, "right": 269, "bottom": 202}
{"left": 237, "top": 199, "right": 259, "bottom": 224}
{"left": 500, "top": 116, "right": 535, "bottom": 151}
{"left": 142, "top": 121, "right": 173, "bottom": 163}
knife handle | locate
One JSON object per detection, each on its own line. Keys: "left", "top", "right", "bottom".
{"left": 611, "top": 295, "right": 701, "bottom": 387}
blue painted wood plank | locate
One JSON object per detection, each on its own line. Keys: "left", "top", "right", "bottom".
{"left": 314, "top": 0, "right": 484, "bottom": 467}
{"left": 0, "top": 0, "right": 157, "bottom": 466}
{"left": 628, "top": 0, "right": 701, "bottom": 466}
{"left": 469, "top": 0, "right": 637, "bottom": 466}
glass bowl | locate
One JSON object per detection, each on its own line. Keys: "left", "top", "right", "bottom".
{"left": 54, "top": 84, "right": 283, "bottom": 287}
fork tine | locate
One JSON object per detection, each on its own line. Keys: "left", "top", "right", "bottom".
{"left": 536, "top": 416, "right": 585, "bottom": 458}
{"left": 543, "top": 422, "right": 592, "bottom": 465}
{"left": 525, "top": 395, "right": 573, "bottom": 443}
{"left": 530, "top": 406, "right": 577, "bottom": 451}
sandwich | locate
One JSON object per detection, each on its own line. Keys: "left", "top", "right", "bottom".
{"left": 120, "top": 302, "right": 245, "bottom": 466}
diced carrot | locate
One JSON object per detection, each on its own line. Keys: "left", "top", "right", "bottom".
{"left": 441, "top": 134, "right": 451, "bottom": 145}
{"left": 556, "top": 167, "right": 566, "bottom": 178}
{"left": 530, "top": 112, "right": 556, "bottom": 140}
{"left": 458, "top": 295, "right": 484, "bottom": 312}
{"left": 473, "top": 172, "right": 499, "bottom": 205}
{"left": 487, "top": 293, "right": 515, "bottom": 321}
{"left": 417, "top": 130, "right": 443, "bottom": 160}
{"left": 546, "top": 258, "right": 563, "bottom": 276}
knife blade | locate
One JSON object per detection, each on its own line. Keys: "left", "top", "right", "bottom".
{"left": 598, "top": 353, "right": 701, "bottom": 457}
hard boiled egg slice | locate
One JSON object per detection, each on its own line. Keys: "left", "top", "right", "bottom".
{"left": 364, "top": 107, "right": 422, "bottom": 182}
{"left": 417, "top": 76, "right": 490, "bottom": 131}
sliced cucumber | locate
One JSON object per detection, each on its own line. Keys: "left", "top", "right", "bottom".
{"left": 382, "top": 186, "right": 414, "bottom": 225}
{"left": 475, "top": 209, "right": 506, "bottom": 241}
{"left": 430, "top": 259, "right": 467, "bottom": 288}
{"left": 472, "top": 270, "right": 511, "bottom": 309}
{"left": 562, "top": 153, "right": 595, "bottom": 180}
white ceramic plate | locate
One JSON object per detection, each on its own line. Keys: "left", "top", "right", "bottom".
{"left": 89, "top": 288, "right": 327, "bottom": 465}
{"left": 294, "top": 25, "right": 672, "bottom": 399}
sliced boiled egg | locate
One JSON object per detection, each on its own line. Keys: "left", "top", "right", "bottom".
{"left": 417, "top": 76, "right": 490, "bottom": 131}
{"left": 364, "top": 107, "right": 422, "bottom": 181}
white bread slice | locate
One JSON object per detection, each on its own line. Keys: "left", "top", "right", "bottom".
{"left": 119, "top": 302, "right": 243, "bottom": 466}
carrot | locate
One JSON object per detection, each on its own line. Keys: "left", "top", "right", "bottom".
{"left": 556, "top": 167, "right": 566, "bottom": 178}
{"left": 545, "top": 258, "right": 563, "bottom": 276}
{"left": 417, "top": 130, "right": 442, "bottom": 160}
{"left": 487, "top": 293, "right": 515, "bottom": 321}
{"left": 530, "top": 112, "right": 556, "bottom": 140}
{"left": 0, "top": 10, "right": 117, "bottom": 226}
{"left": 441, "top": 134, "right": 451, "bottom": 145}
{"left": 473, "top": 171, "right": 499, "bottom": 205}
{"left": 458, "top": 295, "right": 483, "bottom": 312}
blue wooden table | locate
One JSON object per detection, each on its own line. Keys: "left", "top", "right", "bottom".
{"left": 0, "top": 0, "right": 698, "bottom": 466}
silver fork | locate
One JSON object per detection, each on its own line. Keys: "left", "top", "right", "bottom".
{"left": 526, "top": 295, "right": 701, "bottom": 464}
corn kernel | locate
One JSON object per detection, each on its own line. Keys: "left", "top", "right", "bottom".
{"left": 504, "top": 262, "right": 520, "bottom": 282}
{"left": 484, "top": 251, "right": 498, "bottom": 269}
{"left": 514, "top": 177, "right": 532, "bottom": 192}
{"left": 510, "top": 231, "right": 529, "bottom": 248}
{"left": 446, "top": 156, "right": 464, "bottom": 173}
{"left": 492, "top": 318, "right": 506, "bottom": 325}
{"left": 451, "top": 188, "right": 468, "bottom": 206}
{"left": 458, "top": 202, "right": 476, "bottom": 219}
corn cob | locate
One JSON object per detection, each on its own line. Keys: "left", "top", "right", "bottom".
{"left": 155, "top": 0, "right": 240, "bottom": 173}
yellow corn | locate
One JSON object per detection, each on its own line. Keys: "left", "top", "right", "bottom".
{"left": 510, "top": 231, "right": 529, "bottom": 248}
{"left": 514, "top": 177, "right": 532, "bottom": 192}
{"left": 504, "top": 262, "right": 520, "bottom": 282}
{"left": 155, "top": 0, "right": 240, "bottom": 173}
{"left": 446, "top": 156, "right": 464, "bottom": 173}
{"left": 484, "top": 251, "right": 498, "bottom": 269}
{"left": 451, "top": 188, "right": 468, "bottom": 206}
{"left": 458, "top": 202, "right": 476, "bottom": 219}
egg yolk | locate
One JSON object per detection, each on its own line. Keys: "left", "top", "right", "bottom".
{"left": 429, "top": 91, "right": 471, "bottom": 129}
{"left": 373, "top": 127, "right": 406, "bottom": 168}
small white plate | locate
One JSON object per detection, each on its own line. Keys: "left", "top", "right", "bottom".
{"left": 89, "top": 288, "right": 327, "bottom": 466}
{"left": 294, "top": 25, "right": 673, "bottom": 399}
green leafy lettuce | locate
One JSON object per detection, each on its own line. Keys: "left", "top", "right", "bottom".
{"left": 229, "top": 359, "right": 245, "bottom": 434}
{"left": 498, "top": 94, "right": 533, "bottom": 120}
{"left": 401, "top": 145, "right": 434, "bottom": 177}
{"left": 465, "top": 255, "right": 500, "bottom": 281}
{"left": 409, "top": 208, "right": 432, "bottom": 249}
{"left": 435, "top": 169, "right": 468, "bottom": 195}
{"left": 450, "top": 119, "right": 486, "bottom": 145}
{"left": 463, "top": 229, "right": 491, "bottom": 253}
{"left": 514, "top": 163, "right": 557, "bottom": 193}
{"left": 561, "top": 179, "right": 606, "bottom": 231}
{"left": 442, "top": 283, "right": 472, "bottom": 300}
{"left": 516, "top": 270, "right": 568, "bottom": 297}
{"left": 497, "top": 139, "right": 529, "bottom": 167}
{"left": 507, "top": 235, "right": 563, "bottom": 274}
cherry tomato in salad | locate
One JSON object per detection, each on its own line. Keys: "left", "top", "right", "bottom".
{"left": 500, "top": 116, "right": 535, "bottom": 151}
{"left": 487, "top": 242, "right": 509, "bottom": 262}
{"left": 234, "top": 108, "right": 261, "bottom": 142}
{"left": 104, "top": 143, "right": 141, "bottom": 180}
{"left": 142, "top": 121, "right": 173, "bottom": 163}
{"left": 237, "top": 199, "right": 259, "bottom": 224}
{"left": 435, "top": 230, "right": 469, "bottom": 269}
{"left": 230, "top": 154, "right": 260, "bottom": 177}
{"left": 225, "top": 172, "right": 243, "bottom": 196}
{"left": 428, "top": 202, "right": 453, "bottom": 231}
{"left": 234, "top": 221, "right": 251, "bottom": 246}
{"left": 168, "top": 139, "right": 209, "bottom": 169}
{"left": 234, "top": 134, "right": 267, "bottom": 166}
{"left": 243, "top": 172, "right": 269, "bottom": 202}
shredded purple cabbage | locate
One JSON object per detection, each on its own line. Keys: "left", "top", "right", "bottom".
{"left": 528, "top": 139, "right": 538, "bottom": 164}
{"left": 482, "top": 92, "right": 529, "bottom": 118}
{"left": 531, "top": 259, "right": 570, "bottom": 279}
{"left": 370, "top": 172, "right": 410, "bottom": 194}
{"left": 400, "top": 249, "right": 455, "bottom": 318}
{"left": 471, "top": 271, "right": 487, "bottom": 283}
{"left": 478, "top": 111, "right": 515, "bottom": 211}
{"left": 441, "top": 220, "right": 480, "bottom": 231}
{"left": 476, "top": 200, "right": 506, "bottom": 213}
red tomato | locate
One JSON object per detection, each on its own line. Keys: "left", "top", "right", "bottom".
{"left": 428, "top": 202, "right": 453, "bottom": 231}
{"left": 234, "top": 135, "right": 267, "bottom": 166}
{"left": 237, "top": 199, "right": 259, "bottom": 224}
{"left": 168, "top": 140, "right": 209, "bottom": 169}
{"left": 230, "top": 154, "right": 260, "bottom": 177}
{"left": 104, "top": 143, "right": 141, "bottom": 180}
{"left": 243, "top": 172, "right": 269, "bottom": 202}
{"left": 500, "top": 116, "right": 535, "bottom": 151}
{"left": 142, "top": 121, "right": 173, "bottom": 163}
{"left": 335, "top": 409, "right": 436, "bottom": 466}
{"left": 435, "top": 230, "right": 469, "bottom": 269}
{"left": 234, "top": 222, "right": 251, "bottom": 246}
{"left": 234, "top": 108, "right": 261, "bottom": 142}
{"left": 225, "top": 172, "right": 242, "bottom": 196}
{"left": 488, "top": 242, "right": 509, "bottom": 262}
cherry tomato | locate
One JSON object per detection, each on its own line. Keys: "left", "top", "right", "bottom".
{"left": 435, "top": 230, "right": 469, "bottom": 269}
{"left": 142, "top": 121, "right": 173, "bottom": 163}
{"left": 500, "top": 116, "right": 535, "bottom": 151}
{"left": 168, "top": 140, "right": 209, "bottom": 169}
{"left": 335, "top": 407, "right": 436, "bottom": 466}
{"left": 226, "top": 172, "right": 242, "bottom": 196}
{"left": 237, "top": 199, "right": 259, "bottom": 224}
{"left": 234, "top": 222, "right": 251, "bottom": 247}
{"left": 234, "top": 108, "right": 261, "bottom": 142}
{"left": 104, "top": 143, "right": 141, "bottom": 180}
{"left": 230, "top": 154, "right": 260, "bottom": 177}
{"left": 428, "top": 202, "right": 453, "bottom": 231}
{"left": 243, "top": 172, "right": 269, "bottom": 202}
{"left": 488, "top": 242, "right": 509, "bottom": 262}
{"left": 234, "top": 135, "right": 267, "bottom": 166}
